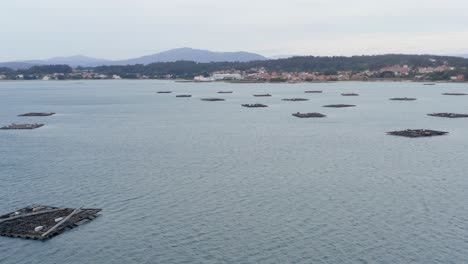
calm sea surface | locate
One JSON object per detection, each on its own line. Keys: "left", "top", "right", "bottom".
{"left": 1, "top": 80, "right": 468, "bottom": 264}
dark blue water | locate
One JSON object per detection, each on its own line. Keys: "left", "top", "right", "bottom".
{"left": 1, "top": 80, "right": 468, "bottom": 263}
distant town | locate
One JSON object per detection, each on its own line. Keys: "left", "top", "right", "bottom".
{"left": 1, "top": 54, "right": 468, "bottom": 82}
{"left": 192, "top": 65, "right": 465, "bottom": 83}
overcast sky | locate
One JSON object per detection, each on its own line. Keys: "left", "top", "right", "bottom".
{"left": 1, "top": 0, "right": 468, "bottom": 61}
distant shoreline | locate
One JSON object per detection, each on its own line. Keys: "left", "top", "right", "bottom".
{"left": 0, "top": 79, "right": 466, "bottom": 84}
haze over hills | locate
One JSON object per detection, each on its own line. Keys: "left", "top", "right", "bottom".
{"left": 0, "top": 48, "right": 267, "bottom": 69}
{"left": 2, "top": 48, "right": 467, "bottom": 70}
{"left": 115, "top": 48, "right": 267, "bottom": 65}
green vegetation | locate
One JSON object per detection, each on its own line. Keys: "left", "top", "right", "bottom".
{"left": 1, "top": 55, "right": 468, "bottom": 81}
{"left": 91, "top": 54, "right": 468, "bottom": 77}
{"left": 19, "top": 65, "right": 72, "bottom": 75}
{"left": 427, "top": 69, "right": 468, "bottom": 81}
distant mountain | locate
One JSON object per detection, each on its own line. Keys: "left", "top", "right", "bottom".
{"left": 0, "top": 48, "right": 267, "bottom": 69}
{"left": 33, "top": 55, "right": 111, "bottom": 67}
{"left": 0, "top": 61, "right": 37, "bottom": 69}
{"left": 114, "top": 48, "right": 267, "bottom": 65}
{"left": 0, "top": 55, "right": 110, "bottom": 69}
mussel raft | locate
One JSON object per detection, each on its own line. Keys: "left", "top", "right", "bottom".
{"left": 390, "top": 97, "right": 417, "bottom": 101}
{"left": 305, "top": 91, "right": 323, "bottom": 93}
{"left": 1, "top": 123, "right": 44, "bottom": 130}
{"left": 341, "top": 93, "right": 359, "bottom": 96}
{"left": 157, "top": 91, "right": 172, "bottom": 94}
{"left": 241, "top": 104, "right": 268, "bottom": 108}
{"left": 18, "top": 112, "right": 55, "bottom": 117}
{"left": 387, "top": 129, "right": 449, "bottom": 138}
{"left": 0, "top": 205, "right": 101, "bottom": 240}
{"left": 201, "top": 98, "right": 225, "bottom": 101}
{"left": 428, "top": 113, "right": 468, "bottom": 118}
{"left": 292, "top": 112, "right": 326, "bottom": 118}
{"left": 282, "top": 98, "right": 309, "bottom": 102}
{"left": 176, "top": 95, "right": 192, "bottom": 97}
{"left": 442, "top": 93, "right": 467, "bottom": 96}
{"left": 323, "top": 104, "right": 356, "bottom": 108}
{"left": 253, "top": 94, "right": 272, "bottom": 97}
{"left": 218, "top": 91, "right": 233, "bottom": 94}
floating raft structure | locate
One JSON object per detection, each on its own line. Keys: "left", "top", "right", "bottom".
{"left": 241, "top": 104, "right": 268, "bottom": 108}
{"left": 292, "top": 112, "right": 326, "bottom": 118}
{"left": 323, "top": 104, "right": 356, "bottom": 108}
{"left": 423, "top": 83, "right": 436, "bottom": 85}
{"left": 442, "top": 93, "right": 466, "bottom": 96}
{"left": 1, "top": 123, "right": 44, "bottom": 130}
{"left": 341, "top": 93, "right": 359, "bottom": 96}
{"left": 305, "top": 90, "right": 322, "bottom": 93}
{"left": 428, "top": 113, "right": 468, "bottom": 118}
{"left": 390, "top": 97, "right": 417, "bottom": 101}
{"left": 19, "top": 112, "right": 55, "bottom": 117}
{"left": 201, "top": 98, "right": 225, "bottom": 101}
{"left": 176, "top": 95, "right": 192, "bottom": 98}
{"left": 387, "top": 129, "right": 448, "bottom": 138}
{"left": 253, "top": 94, "right": 272, "bottom": 97}
{"left": 218, "top": 91, "right": 233, "bottom": 94}
{"left": 282, "top": 98, "right": 309, "bottom": 102}
{"left": 0, "top": 205, "right": 101, "bottom": 240}
{"left": 157, "top": 91, "right": 172, "bottom": 94}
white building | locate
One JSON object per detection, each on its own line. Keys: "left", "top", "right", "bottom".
{"left": 212, "top": 73, "right": 243, "bottom": 80}
{"left": 194, "top": 75, "right": 215, "bottom": 82}
{"left": 96, "top": 74, "right": 108, "bottom": 79}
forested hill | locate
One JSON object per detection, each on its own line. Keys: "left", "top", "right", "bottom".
{"left": 2, "top": 54, "right": 468, "bottom": 77}
{"left": 90, "top": 54, "right": 468, "bottom": 76}
{"left": 259, "top": 54, "right": 468, "bottom": 72}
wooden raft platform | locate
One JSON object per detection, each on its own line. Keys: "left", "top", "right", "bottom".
{"left": 201, "top": 98, "right": 225, "bottom": 101}
{"left": 428, "top": 113, "right": 468, "bottom": 118}
{"left": 241, "top": 104, "right": 268, "bottom": 108}
{"left": 1, "top": 123, "right": 44, "bottom": 130}
{"left": 18, "top": 112, "right": 55, "bottom": 117}
{"left": 0, "top": 205, "right": 101, "bottom": 240}
{"left": 282, "top": 98, "right": 309, "bottom": 102}
{"left": 387, "top": 129, "right": 448, "bottom": 138}
{"left": 292, "top": 112, "right": 326, "bottom": 118}
{"left": 390, "top": 97, "right": 417, "bottom": 101}
{"left": 442, "top": 93, "right": 466, "bottom": 96}
{"left": 323, "top": 104, "right": 356, "bottom": 108}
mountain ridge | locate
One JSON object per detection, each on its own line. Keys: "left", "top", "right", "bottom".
{"left": 0, "top": 48, "right": 267, "bottom": 69}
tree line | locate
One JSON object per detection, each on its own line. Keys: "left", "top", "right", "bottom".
{"left": 1, "top": 55, "right": 468, "bottom": 79}
{"left": 91, "top": 54, "right": 468, "bottom": 77}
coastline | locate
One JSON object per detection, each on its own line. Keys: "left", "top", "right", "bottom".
{"left": 0, "top": 79, "right": 465, "bottom": 84}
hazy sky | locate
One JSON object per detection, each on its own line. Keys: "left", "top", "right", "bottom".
{"left": 1, "top": 0, "right": 468, "bottom": 61}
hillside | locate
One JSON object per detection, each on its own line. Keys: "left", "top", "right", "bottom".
{"left": 91, "top": 54, "right": 468, "bottom": 77}
{"left": 113, "top": 48, "right": 267, "bottom": 64}
{"left": 0, "top": 48, "right": 267, "bottom": 68}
